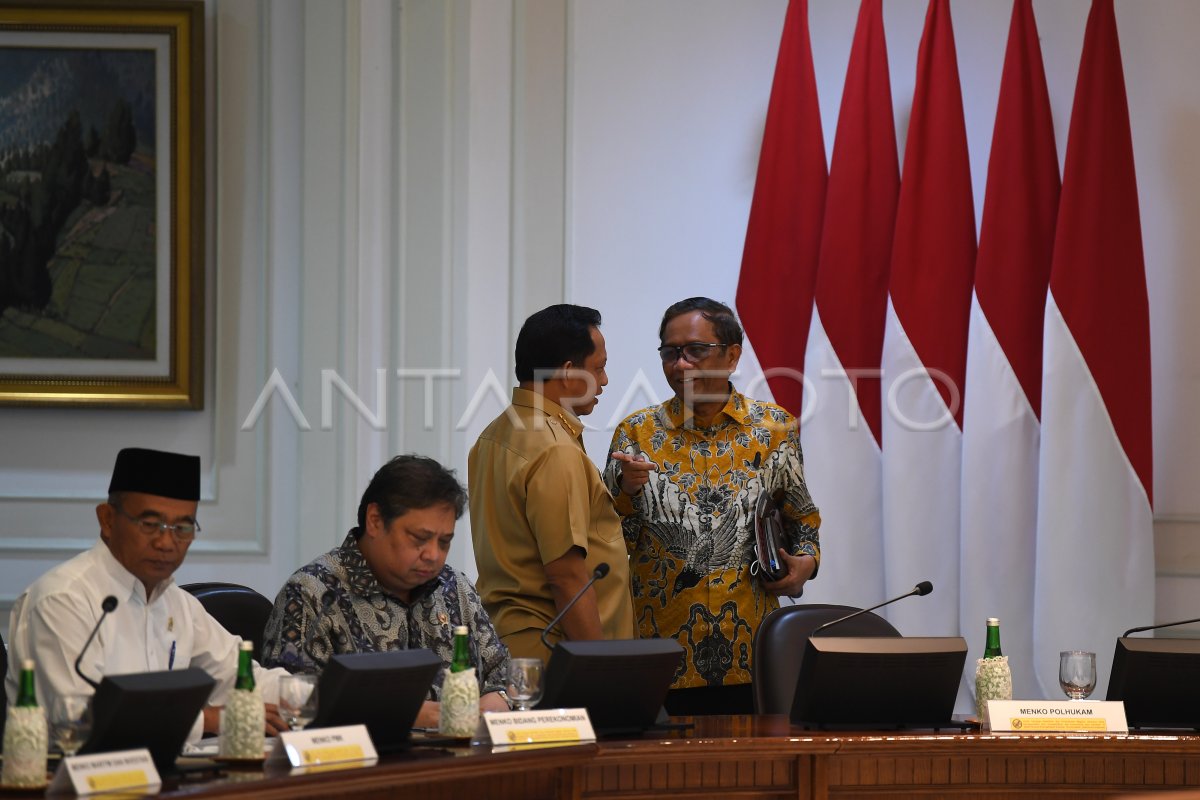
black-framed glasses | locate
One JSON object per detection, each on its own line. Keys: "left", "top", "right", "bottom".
{"left": 657, "top": 342, "right": 728, "bottom": 364}
{"left": 112, "top": 504, "right": 200, "bottom": 542}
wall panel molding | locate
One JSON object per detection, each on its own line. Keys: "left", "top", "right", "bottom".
{"left": 1154, "top": 515, "right": 1200, "bottom": 577}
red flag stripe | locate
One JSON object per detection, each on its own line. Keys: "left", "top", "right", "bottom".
{"left": 975, "top": 0, "right": 1059, "bottom": 417}
{"left": 736, "top": 0, "right": 826, "bottom": 418}
{"left": 887, "top": 0, "right": 976, "bottom": 429}
{"left": 1049, "top": 0, "right": 1152, "bottom": 503}
{"left": 814, "top": 0, "right": 898, "bottom": 445}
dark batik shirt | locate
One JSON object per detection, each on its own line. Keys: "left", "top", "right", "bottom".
{"left": 261, "top": 531, "right": 509, "bottom": 698}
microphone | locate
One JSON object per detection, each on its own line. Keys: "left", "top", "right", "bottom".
{"left": 812, "top": 581, "right": 933, "bottom": 637}
{"left": 539, "top": 563, "right": 610, "bottom": 651}
{"left": 1123, "top": 615, "right": 1200, "bottom": 638}
{"left": 74, "top": 595, "right": 118, "bottom": 690}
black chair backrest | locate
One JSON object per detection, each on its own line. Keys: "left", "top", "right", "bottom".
{"left": 1, "top": 628, "right": 7, "bottom": 742}
{"left": 752, "top": 603, "right": 900, "bottom": 715}
{"left": 180, "top": 582, "right": 274, "bottom": 662}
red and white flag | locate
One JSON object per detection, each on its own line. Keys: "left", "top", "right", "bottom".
{"left": 1035, "top": 0, "right": 1153, "bottom": 699}
{"left": 961, "top": 0, "right": 1059, "bottom": 702}
{"left": 800, "top": 0, "right": 897, "bottom": 609}
{"left": 736, "top": 0, "right": 826, "bottom": 417}
{"left": 880, "top": 0, "right": 975, "bottom": 639}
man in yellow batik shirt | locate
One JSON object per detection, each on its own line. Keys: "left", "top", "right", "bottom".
{"left": 605, "top": 297, "right": 820, "bottom": 715}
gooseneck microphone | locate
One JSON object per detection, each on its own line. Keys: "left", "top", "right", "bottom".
{"left": 74, "top": 595, "right": 119, "bottom": 690}
{"left": 539, "top": 563, "right": 610, "bottom": 651}
{"left": 1123, "top": 615, "right": 1200, "bottom": 638}
{"left": 812, "top": 581, "right": 933, "bottom": 637}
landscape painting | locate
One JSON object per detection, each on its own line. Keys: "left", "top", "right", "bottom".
{"left": 0, "top": 47, "right": 158, "bottom": 361}
{"left": 0, "top": 1, "right": 204, "bottom": 409}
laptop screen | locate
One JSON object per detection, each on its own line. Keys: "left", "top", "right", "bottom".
{"left": 81, "top": 667, "right": 216, "bottom": 771}
{"left": 1107, "top": 636, "right": 1200, "bottom": 729}
{"left": 791, "top": 636, "right": 967, "bottom": 729}
{"left": 310, "top": 649, "right": 442, "bottom": 751}
{"left": 539, "top": 639, "right": 683, "bottom": 735}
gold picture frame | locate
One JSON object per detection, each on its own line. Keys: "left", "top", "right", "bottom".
{"left": 0, "top": 0, "right": 203, "bottom": 408}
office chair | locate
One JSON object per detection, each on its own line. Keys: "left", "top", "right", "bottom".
{"left": 180, "top": 582, "right": 274, "bottom": 661}
{"left": 752, "top": 603, "right": 900, "bottom": 715}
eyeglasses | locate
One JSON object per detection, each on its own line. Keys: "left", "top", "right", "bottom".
{"left": 657, "top": 342, "right": 728, "bottom": 364}
{"left": 111, "top": 505, "right": 201, "bottom": 542}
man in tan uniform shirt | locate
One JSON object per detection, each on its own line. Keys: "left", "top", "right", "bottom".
{"left": 468, "top": 304, "right": 636, "bottom": 660}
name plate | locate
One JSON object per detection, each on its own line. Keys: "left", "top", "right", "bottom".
{"left": 987, "top": 700, "right": 1128, "bottom": 733}
{"left": 271, "top": 724, "right": 378, "bottom": 767}
{"left": 49, "top": 749, "right": 161, "bottom": 796}
{"left": 482, "top": 708, "right": 596, "bottom": 746}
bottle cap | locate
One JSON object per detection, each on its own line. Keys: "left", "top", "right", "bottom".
{"left": 21, "top": 658, "right": 34, "bottom": 670}
{"left": 240, "top": 640, "right": 254, "bottom": 651}
{"left": 986, "top": 617, "right": 1000, "bottom": 626}
{"left": 453, "top": 625, "right": 468, "bottom": 636}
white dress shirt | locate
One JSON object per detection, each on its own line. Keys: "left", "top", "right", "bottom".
{"left": 5, "top": 541, "right": 283, "bottom": 741}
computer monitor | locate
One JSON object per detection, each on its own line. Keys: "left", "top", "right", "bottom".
{"left": 1107, "top": 637, "right": 1200, "bottom": 729}
{"left": 538, "top": 639, "right": 684, "bottom": 736}
{"left": 80, "top": 667, "right": 216, "bottom": 771}
{"left": 310, "top": 649, "right": 441, "bottom": 751}
{"left": 791, "top": 636, "right": 968, "bottom": 729}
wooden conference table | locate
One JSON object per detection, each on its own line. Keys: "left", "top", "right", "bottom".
{"left": 55, "top": 716, "right": 1200, "bottom": 799}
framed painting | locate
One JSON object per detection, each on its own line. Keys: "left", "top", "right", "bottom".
{"left": 0, "top": 0, "right": 203, "bottom": 408}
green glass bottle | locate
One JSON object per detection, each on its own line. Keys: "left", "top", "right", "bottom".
{"left": 15, "top": 659, "right": 38, "bottom": 707}
{"left": 450, "top": 626, "right": 471, "bottom": 673}
{"left": 235, "top": 641, "right": 256, "bottom": 691}
{"left": 1, "top": 658, "right": 48, "bottom": 788}
{"left": 983, "top": 617, "right": 1003, "bottom": 659}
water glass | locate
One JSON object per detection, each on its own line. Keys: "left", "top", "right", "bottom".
{"left": 278, "top": 674, "right": 319, "bottom": 731}
{"left": 505, "top": 657, "right": 544, "bottom": 712}
{"left": 1059, "top": 650, "right": 1097, "bottom": 700}
{"left": 51, "top": 694, "right": 92, "bottom": 757}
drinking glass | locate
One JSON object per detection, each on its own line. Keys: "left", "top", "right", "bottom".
{"left": 51, "top": 694, "right": 92, "bottom": 757}
{"left": 1059, "top": 650, "right": 1097, "bottom": 700}
{"left": 278, "top": 674, "right": 319, "bottom": 731}
{"left": 505, "top": 657, "right": 544, "bottom": 712}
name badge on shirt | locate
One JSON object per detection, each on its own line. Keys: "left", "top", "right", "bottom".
{"left": 49, "top": 749, "right": 161, "bottom": 796}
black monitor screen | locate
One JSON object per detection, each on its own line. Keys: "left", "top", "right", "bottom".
{"left": 791, "top": 636, "right": 967, "bottom": 729}
{"left": 311, "top": 649, "right": 441, "bottom": 750}
{"left": 81, "top": 667, "right": 216, "bottom": 771}
{"left": 539, "top": 639, "right": 683, "bottom": 735}
{"left": 1107, "top": 637, "right": 1200, "bottom": 729}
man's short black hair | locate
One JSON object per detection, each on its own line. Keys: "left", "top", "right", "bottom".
{"left": 355, "top": 454, "right": 467, "bottom": 534}
{"left": 659, "top": 297, "right": 744, "bottom": 346}
{"left": 514, "top": 304, "right": 602, "bottom": 382}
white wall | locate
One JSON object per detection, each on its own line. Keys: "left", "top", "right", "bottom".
{"left": 2, "top": 0, "right": 1197, "bottom": 643}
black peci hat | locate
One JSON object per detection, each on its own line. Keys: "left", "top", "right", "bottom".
{"left": 108, "top": 448, "right": 201, "bottom": 501}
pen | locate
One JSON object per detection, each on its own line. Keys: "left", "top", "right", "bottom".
{"left": 168, "top": 640, "right": 176, "bottom": 670}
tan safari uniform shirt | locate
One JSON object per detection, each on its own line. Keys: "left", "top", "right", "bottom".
{"left": 468, "top": 388, "right": 636, "bottom": 659}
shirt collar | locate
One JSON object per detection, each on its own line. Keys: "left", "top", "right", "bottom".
{"left": 339, "top": 530, "right": 450, "bottom": 603}
{"left": 511, "top": 387, "right": 584, "bottom": 438}
{"left": 663, "top": 383, "right": 749, "bottom": 429}
{"left": 93, "top": 540, "right": 176, "bottom": 605}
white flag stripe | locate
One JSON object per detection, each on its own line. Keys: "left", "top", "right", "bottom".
{"left": 961, "top": 294, "right": 1041, "bottom": 701}
{"left": 881, "top": 302, "right": 961, "bottom": 639}
{"left": 800, "top": 308, "right": 886, "bottom": 609}
{"left": 1034, "top": 296, "right": 1154, "bottom": 699}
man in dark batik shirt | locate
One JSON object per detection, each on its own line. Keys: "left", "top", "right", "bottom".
{"left": 262, "top": 455, "right": 510, "bottom": 727}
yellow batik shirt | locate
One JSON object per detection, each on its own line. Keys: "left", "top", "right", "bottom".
{"left": 603, "top": 387, "right": 820, "bottom": 689}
